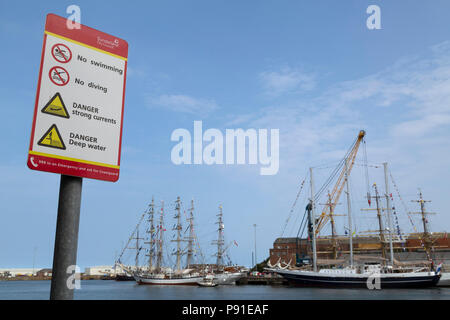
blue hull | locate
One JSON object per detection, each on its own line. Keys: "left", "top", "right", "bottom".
{"left": 278, "top": 272, "right": 441, "bottom": 288}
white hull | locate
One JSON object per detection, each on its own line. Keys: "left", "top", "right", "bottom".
{"left": 213, "top": 272, "right": 245, "bottom": 285}
{"left": 135, "top": 274, "right": 203, "bottom": 285}
{"left": 197, "top": 282, "right": 217, "bottom": 287}
{"left": 197, "top": 278, "right": 218, "bottom": 287}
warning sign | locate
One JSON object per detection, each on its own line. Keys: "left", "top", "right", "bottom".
{"left": 27, "top": 14, "right": 128, "bottom": 182}
{"left": 37, "top": 124, "right": 66, "bottom": 150}
{"left": 49, "top": 66, "right": 70, "bottom": 86}
{"left": 41, "top": 93, "right": 69, "bottom": 118}
{"left": 51, "top": 43, "right": 72, "bottom": 63}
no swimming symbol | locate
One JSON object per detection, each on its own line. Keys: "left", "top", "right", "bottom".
{"left": 51, "top": 43, "right": 72, "bottom": 63}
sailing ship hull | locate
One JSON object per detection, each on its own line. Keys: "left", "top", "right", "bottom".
{"left": 134, "top": 274, "right": 204, "bottom": 285}
{"left": 198, "top": 282, "right": 218, "bottom": 287}
{"left": 214, "top": 272, "right": 246, "bottom": 285}
{"left": 115, "top": 274, "right": 135, "bottom": 281}
{"left": 274, "top": 269, "right": 441, "bottom": 288}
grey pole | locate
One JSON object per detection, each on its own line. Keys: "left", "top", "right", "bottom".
{"left": 345, "top": 159, "right": 354, "bottom": 268}
{"left": 252, "top": 252, "right": 254, "bottom": 270}
{"left": 253, "top": 224, "right": 257, "bottom": 267}
{"left": 310, "top": 167, "right": 317, "bottom": 272}
{"left": 383, "top": 162, "right": 395, "bottom": 266}
{"left": 50, "top": 175, "right": 82, "bottom": 300}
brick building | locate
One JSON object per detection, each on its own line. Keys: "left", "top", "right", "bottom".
{"left": 269, "top": 232, "right": 450, "bottom": 267}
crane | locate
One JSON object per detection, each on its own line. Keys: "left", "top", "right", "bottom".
{"left": 315, "top": 130, "right": 366, "bottom": 235}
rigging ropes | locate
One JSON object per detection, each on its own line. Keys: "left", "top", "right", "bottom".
{"left": 116, "top": 212, "right": 146, "bottom": 264}
{"left": 296, "top": 206, "right": 308, "bottom": 239}
{"left": 314, "top": 135, "right": 358, "bottom": 201}
{"left": 280, "top": 175, "right": 307, "bottom": 237}
{"left": 389, "top": 193, "right": 404, "bottom": 240}
{"left": 363, "top": 139, "right": 371, "bottom": 206}
{"left": 389, "top": 170, "right": 418, "bottom": 233}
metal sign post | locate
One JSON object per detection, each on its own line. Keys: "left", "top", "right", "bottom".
{"left": 27, "top": 14, "right": 128, "bottom": 300}
{"left": 50, "top": 175, "right": 82, "bottom": 300}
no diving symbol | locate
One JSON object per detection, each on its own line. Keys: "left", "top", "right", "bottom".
{"left": 51, "top": 43, "right": 72, "bottom": 63}
{"left": 49, "top": 66, "right": 70, "bottom": 86}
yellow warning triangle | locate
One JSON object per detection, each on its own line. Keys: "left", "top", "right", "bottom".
{"left": 37, "top": 124, "right": 66, "bottom": 150}
{"left": 41, "top": 93, "right": 69, "bottom": 118}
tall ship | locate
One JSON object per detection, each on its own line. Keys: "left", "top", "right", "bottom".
{"left": 208, "top": 205, "right": 246, "bottom": 285}
{"left": 115, "top": 198, "right": 246, "bottom": 285}
{"left": 120, "top": 197, "right": 203, "bottom": 285}
{"left": 268, "top": 130, "right": 442, "bottom": 288}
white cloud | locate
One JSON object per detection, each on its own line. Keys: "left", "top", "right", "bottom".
{"left": 259, "top": 67, "right": 316, "bottom": 96}
{"left": 147, "top": 94, "right": 219, "bottom": 114}
{"left": 392, "top": 114, "right": 450, "bottom": 138}
{"left": 235, "top": 41, "right": 450, "bottom": 233}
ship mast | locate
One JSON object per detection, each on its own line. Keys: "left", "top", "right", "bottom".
{"left": 130, "top": 229, "right": 144, "bottom": 270}
{"left": 383, "top": 163, "right": 395, "bottom": 265}
{"left": 327, "top": 192, "right": 337, "bottom": 242}
{"left": 156, "top": 200, "right": 165, "bottom": 272}
{"left": 172, "top": 196, "right": 184, "bottom": 271}
{"left": 320, "top": 192, "right": 339, "bottom": 259}
{"left": 345, "top": 158, "right": 354, "bottom": 268}
{"left": 310, "top": 167, "right": 317, "bottom": 272}
{"left": 411, "top": 191, "right": 434, "bottom": 262}
{"left": 212, "top": 204, "right": 225, "bottom": 269}
{"left": 373, "top": 184, "right": 388, "bottom": 264}
{"left": 145, "top": 197, "right": 156, "bottom": 271}
{"left": 185, "top": 199, "right": 195, "bottom": 268}
{"left": 115, "top": 213, "right": 146, "bottom": 270}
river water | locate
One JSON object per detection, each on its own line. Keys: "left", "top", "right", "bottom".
{"left": 0, "top": 280, "right": 449, "bottom": 300}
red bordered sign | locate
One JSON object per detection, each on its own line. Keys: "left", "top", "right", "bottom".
{"left": 28, "top": 14, "right": 128, "bottom": 182}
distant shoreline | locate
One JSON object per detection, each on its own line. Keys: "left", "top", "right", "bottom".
{"left": 0, "top": 275, "right": 115, "bottom": 281}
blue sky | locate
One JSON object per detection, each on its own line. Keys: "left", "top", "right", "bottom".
{"left": 1, "top": 1, "right": 450, "bottom": 269}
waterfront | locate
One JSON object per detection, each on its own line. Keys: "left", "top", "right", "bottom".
{"left": 0, "top": 280, "right": 449, "bottom": 300}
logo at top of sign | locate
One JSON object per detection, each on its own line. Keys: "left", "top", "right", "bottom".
{"left": 49, "top": 66, "right": 70, "bottom": 86}
{"left": 41, "top": 93, "right": 70, "bottom": 118}
{"left": 37, "top": 124, "right": 66, "bottom": 150}
{"left": 51, "top": 43, "right": 72, "bottom": 63}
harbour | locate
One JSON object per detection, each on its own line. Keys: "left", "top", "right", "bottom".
{"left": 103, "top": 130, "right": 450, "bottom": 291}
{"left": 1, "top": 280, "right": 449, "bottom": 300}
{"left": 2, "top": 129, "right": 450, "bottom": 295}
